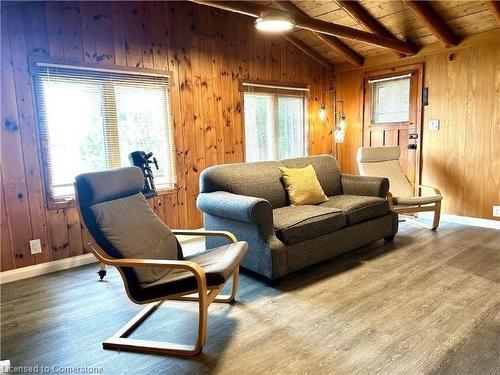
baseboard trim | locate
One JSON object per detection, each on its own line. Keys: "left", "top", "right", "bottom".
{"left": 0, "top": 253, "right": 99, "bottom": 285}
{"left": 0, "top": 234, "right": 204, "bottom": 285}
{"left": 418, "top": 213, "right": 500, "bottom": 230}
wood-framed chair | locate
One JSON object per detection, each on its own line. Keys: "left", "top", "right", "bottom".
{"left": 357, "top": 146, "right": 443, "bottom": 230}
{"left": 75, "top": 167, "right": 248, "bottom": 356}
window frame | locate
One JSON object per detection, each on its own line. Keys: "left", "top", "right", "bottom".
{"left": 370, "top": 76, "right": 411, "bottom": 125}
{"left": 364, "top": 70, "right": 419, "bottom": 129}
{"left": 239, "top": 80, "right": 309, "bottom": 162}
{"left": 30, "top": 57, "right": 177, "bottom": 209}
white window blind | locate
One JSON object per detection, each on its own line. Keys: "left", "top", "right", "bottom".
{"left": 371, "top": 76, "right": 410, "bottom": 124}
{"left": 33, "top": 63, "right": 176, "bottom": 201}
{"left": 242, "top": 83, "right": 308, "bottom": 162}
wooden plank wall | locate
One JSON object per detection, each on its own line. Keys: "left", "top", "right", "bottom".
{"left": 334, "top": 36, "right": 500, "bottom": 221}
{"left": 0, "top": 1, "right": 334, "bottom": 270}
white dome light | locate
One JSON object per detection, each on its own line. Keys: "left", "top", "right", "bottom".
{"left": 255, "top": 11, "right": 294, "bottom": 33}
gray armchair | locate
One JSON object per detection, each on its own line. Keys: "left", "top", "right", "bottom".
{"left": 75, "top": 167, "right": 248, "bottom": 356}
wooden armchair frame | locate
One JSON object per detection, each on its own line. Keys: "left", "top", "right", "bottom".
{"left": 387, "top": 184, "right": 442, "bottom": 230}
{"left": 89, "top": 229, "right": 240, "bottom": 357}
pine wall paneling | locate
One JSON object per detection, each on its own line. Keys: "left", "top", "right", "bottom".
{"left": 334, "top": 36, "right": 500, "bottom": 221}
{"left": 0, "top": 1, "right": 334, "bottom": 271}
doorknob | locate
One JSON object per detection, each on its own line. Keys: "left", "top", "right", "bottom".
{"left": 407, "top": 144, "right": 417, "bottom": 150}
{"left": 409, "top": 133, "right": 418, "bottom": 139}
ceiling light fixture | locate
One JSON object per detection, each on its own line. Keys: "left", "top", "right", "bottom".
{"left": 255, "top": 10, "right": 295, "bottom": 33}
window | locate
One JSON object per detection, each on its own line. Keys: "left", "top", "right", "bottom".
{"left": 371, "top": 76, "right": 410, "bottom": 124}
{"left": 242, "top": 83, "right": 308, "bottom": 162}
{"left": 33, "top": 63, "right": 176, "bottom": 202}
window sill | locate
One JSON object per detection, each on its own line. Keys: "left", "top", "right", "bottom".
{"left": 46, "top": 187, "right": 179, "bottom": 211}
{"left": 156, "top": 188, "right": 179, "bottom": 197}
{"left": 47, "top": 199, "right": 76, "bottom": 211}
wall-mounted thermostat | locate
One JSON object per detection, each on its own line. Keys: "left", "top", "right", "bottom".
{"left": 428, "top": 119, "right": 439, "bottom": 131}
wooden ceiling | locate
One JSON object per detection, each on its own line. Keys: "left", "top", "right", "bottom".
{"left": 193, "top": 1, "right": 500, "bottom": 69}
{"left": 287, "top": 0, "right": 499, "bottom": 65}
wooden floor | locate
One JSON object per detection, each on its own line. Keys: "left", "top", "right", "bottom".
{"left": 1, "top": 221, "right": 499, "bottom": 375}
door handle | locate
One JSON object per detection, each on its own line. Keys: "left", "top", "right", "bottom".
{"left": 407, "top": 144, "right": 417, "bottom": 150}
{"left": 409, "top": 133, "right": 418, "bottom": 139}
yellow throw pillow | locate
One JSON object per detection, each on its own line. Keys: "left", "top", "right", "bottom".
{"left": 279, "top": 165, "right": 328, "bottom": 206}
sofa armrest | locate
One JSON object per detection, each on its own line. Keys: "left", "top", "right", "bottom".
{"left": 341, "top": 174, "right": 389, "bottom": 198}
{"left": 197, "top": 191, "right": 273, "bottom": 228}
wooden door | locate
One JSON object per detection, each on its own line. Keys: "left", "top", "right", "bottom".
{"left": 362, "top": 64, "right": 423, "bottom": 184}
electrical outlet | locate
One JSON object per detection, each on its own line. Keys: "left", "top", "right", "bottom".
{"left": 428, "top": 119, "right": 439, "bottom": 131}
{"left": 29, "top": 239, "right": 42, "bottom": 255}
{"left": 493, "top": 205, "right": 500, "bottom": 218}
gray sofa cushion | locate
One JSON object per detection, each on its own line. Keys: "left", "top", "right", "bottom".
{"left": 281, "top": 155, "right": 342, "bottom": 197}
{"left": 273, "top": 205, "right": 346, "bottom": 245}
{"left": 320, "top": 195, "right": 390, "bottom": 225}
{"left": 90, "top": 193, "right": 179, "bottom": 284}
{"left": 199, "top": 161, "right": 287, "bottom": 208}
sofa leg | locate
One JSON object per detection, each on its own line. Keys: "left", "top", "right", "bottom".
{"left": 384, "top": 235, "right": 396, "bottom": 242}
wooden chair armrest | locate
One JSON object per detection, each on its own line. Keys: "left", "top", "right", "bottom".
{"left": 172, "top": 229, "right": 237, "bottom": 243}
{"left": 411, "top": 183, "right": 442, "bottom": 196}
{"left": 89, "top": 243, "right": 209, "bottom": 300}
{"left": 89, "top": 243, "right": 206, "bottom": 282}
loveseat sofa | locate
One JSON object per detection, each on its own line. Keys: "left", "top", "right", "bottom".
{"left": 197, "top": 155, "right": 398, "bottom": 281}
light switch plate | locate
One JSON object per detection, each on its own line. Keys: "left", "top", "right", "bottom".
{"left": 493, "top": 205, "right": 500, "bottom": 217}
{"left": 428, "top": 119, "right": 439, "bottom": 131}
{"left": 29, "top": 239, "right": 42, "bottom": 254}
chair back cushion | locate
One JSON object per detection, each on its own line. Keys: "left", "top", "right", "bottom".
{"left": 76, "top": 167, "right": 181, "bottom": 284}
{"left": 356, "top": 146, "right": 401, "bottom": 163}
{"left": 356, "top": 147, "right": 413, "bottom": 198}
{"left": 199, "top": 155, "right": 342, "bottom": 208}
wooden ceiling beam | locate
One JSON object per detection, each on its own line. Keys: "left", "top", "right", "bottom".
{"left": 283, "top": 35, "right": 335, "bottom": 70}
{"left": 337, "top": 0, "right": 397, "bottom": 40}
{"left": 336, "top": 0, "right": 416, "bottom": 57}
{"left": 313, "top": 33, "right": 364, "bottom": 67}
{"left": 274, "top": 1, "right": 364, "bottom": 67}
{"left": 403, "top": 0, "right": 460, "bottom": 47}
{"left": 486, "top": 1, "right": 500, "bottom": 26}
{"left": 190, "top": 1, "right": 419, "bottom": 55}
